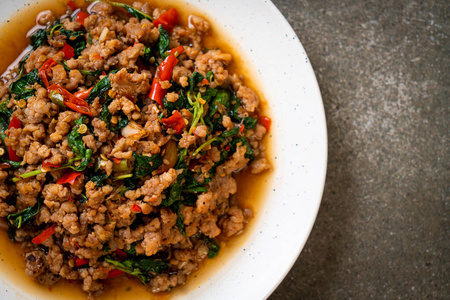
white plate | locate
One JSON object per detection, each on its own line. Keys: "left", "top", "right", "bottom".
{"left": 0, "top": 0, "right": 327, "bottom": 299}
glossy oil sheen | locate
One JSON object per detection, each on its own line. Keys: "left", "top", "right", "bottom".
{"left": 0, "top": 0, "right": 274, "bottom": 299}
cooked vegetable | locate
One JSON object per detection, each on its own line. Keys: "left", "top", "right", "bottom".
{"left": 149, "top": 49, "right": 179, "bottom": 106}
{"left": 104, "top": 257, "right": 168, "bottom": 284}
{"left": 57, "top": 171, "right": 83, "bottom": 185}
{"left": 160, "top": 110, "right": 185, "bottom": 134}
{"left": 98, "top": 1, "right": 153, "bottom": 21}
{"left": 10, "top": 68, "right": 42, "bottom": 100}
{"left": 7, "top": 198, "right": 42, "bottom": 228}
{"left": 32, "top": 224, "right": 56, "bottom": 244}
{"left": 132, "top": 152, "right": 163, "bottom": 178}
{"left": 153, "top": 8, "right": 179, "bottom": 32}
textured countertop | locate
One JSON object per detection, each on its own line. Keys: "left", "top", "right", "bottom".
{"left": 269, "top": 0, "right": 449, "bottom": 299}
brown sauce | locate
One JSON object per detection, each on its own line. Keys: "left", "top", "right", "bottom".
{"left": 0, "top": 0, "right": 273, "bottom": 298}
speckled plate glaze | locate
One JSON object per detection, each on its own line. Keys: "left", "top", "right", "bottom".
{"left": 0, "top": 0, "right": 327, "bottom": 299}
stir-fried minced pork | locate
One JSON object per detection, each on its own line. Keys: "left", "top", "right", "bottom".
{"left": 0, "top": 0, "right": 272, "bottom": 298}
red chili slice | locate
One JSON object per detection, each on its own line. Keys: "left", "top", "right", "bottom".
{"left": 115, "top": 249, "right": 127, "bottom": 260}
{"left": 166, "top": 45, "right": 185, "bottom": 56}
{"left": 47, "top": 84, "right": 93, "bottom": 116}
{"left": 61, "top": 43, "right": 75, "bottom": 59}
{"left": 57, "top": 171, "right": 83, "bottom": 185}
{"left": 149, "top": 53, "right": 179, "bottom": 107}
{"left": 258, "top": 116, "right": 272, "bottom": 132}
{"left": 75, "top": 11, "right": 90, "bottom": 26}
{"left": 75, "top": 258, "right": 89, "bottom": 267}
{"left": 42, "top": 160, "right": 61, "bottom": 169}
{"left": 73, "top": 87, "right": 93, "bottom": 100}
{"left": 67, "top": 1, "right": 77, "bottom": 11}
{"left": 131, "top": 204, "right": 142, "bottom": 212}
{"left": 106, "top": 269, "right": 124, "bottom": 279}
{"left": 32, "top": 224, "right": 56, "bottom": 244}
{"left": 160, "top": 110, "right": 185, "bottom": 134}
{"left": 38, "top": 59, "right": 57, "bottom": 89}
{"left": 153, "top": 8, "right": 179, "bottom": 32}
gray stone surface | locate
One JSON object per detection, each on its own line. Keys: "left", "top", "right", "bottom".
{"left": 269, "top": 0, "right": 449, "bottom": 299}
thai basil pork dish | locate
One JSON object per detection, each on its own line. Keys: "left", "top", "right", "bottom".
{"left": 0, "top": 0, "right": 271, "bottom": 298}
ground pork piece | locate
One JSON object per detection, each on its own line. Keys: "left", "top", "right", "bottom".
{"left": 134, "top": 168, "right": 178, "bottom": 205}
{"left": 222, "top": 115, "right": 233, "bottom": 130}
{"left": 216, "top": 145, "right": 249, "bottom": 176}
{"left": 50, "top": 111, "right": 81, "bottom": 143}
{"left": 209, "top": 174, "right": 238, "bottom": 200}
{"left": 196, "top": 191, "right": 218, "bottom": 214}
{"left": 109, "top": 137, "right": 136, "bottom": 159}
{"left": 195, "top": 50, "right": 232, "bottom": 85}
{"left": 25, "top": 250, "right": 47, "bottom": 278}
{"left": 0, "top": 201, "right": 15, "bottom": 217}
{"left": 193, "top": 125, "right": 208, "bottom": 138}
{"left": 188, "top": 15, "right": 211, "bottom": 34}
{"left": 250, "top": 157, "right": 272, "bottom": 174}
{"left": 149, "top": 273, "right": 179, "bottom": 293}
{"left": 172, "top": 65, "right": 192, "bottom": 87}
{"left": 89, "top": 1, "right": 114, "bottom": 18}
{"left": 178, "top": 132, "right": 196, "bottom": 148}
{"left": 66, "top": 69, "right": 83, "bottom": 90}
{"left": 125, "top": 18, "right": 159, "bottom": 44}
{"left": 37, "top": 10, "right": 55, "bottom": 26}
{"left": 108, "top": 96, "right": 136, "bottom": 116}
{"left": 22, "top": 141, "right": 43, "bottom": 165}
{"left": 16, "top": 178, "right": 42, "bottom": 207}
{"left": 85, "top": 181, "right": 114, "bottom": 208}
{"left": 51, "top": 64, "right": 67, "bottom": 86}
{"left": 141, "top": 218, "right": 162, "bottom": 256}
{"left": 82, "top": 134, "right": 102, "bottom": 153}
{"left": 219, "top": 206, "right": 246, "bottom": 237}
{"left": 114, "top": 43, "right": 143, "bottom": 70}
{"left": 46, "top": 244, "right": 64, "bottom": 274}
{"left": 36, "top": 271, "right": 61, "bottom": 286}
{"left": 25, "top": 46, "right": 56, "bottom": 73}
{"left": 229, "top": 73, "right": 260, "bottom": 113}
{"left": 110, "top": 68, "right": 151, "bottom": 99}
{"left": 92, "top": 118, "right": 114, "bottom": 142}
{"left": 42, "top": 184, "right": 71, "bottom": 210}
{"left": 23, "top": 91, "right": 59, "bottom": 125}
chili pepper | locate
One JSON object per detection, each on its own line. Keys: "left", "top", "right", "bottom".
{"left": 73, "top": 87, "right": 94, "bottom": 100}
{"left": 57, "top": 171, "right": 83, "bottom": 185}
{"left": 38, "top": 59, "right": 57, "bottom": 89}
{"left": 201, "top": 78, "right": 209, "bottom": 85}
{"left": 8, "top": 117, "right": 22, "bottom": 162}
{"left": 75, "top": 11, "right": 90, "bottom": 26}
{"left": 166, "top": 45, "right": 185, "bottom": 56}
{"left": 149, "top": 54, "right": 179, "bottom": 107}
{"left": 67, "top": 1, "right": 77, "bottom": 10}
{"left": 239, "top": 124, "right": 245, "bottom": 133}
{"left": 115, "top": 249, "right": 127, "bottom": 260}
{"left": 131, "top": 204, "right": 142, "bottom": 212}
{"left": 153, "top": 8, "right": 179, "bottom": 32}
{"left": 47, "top": 84, "right": 93, "bottom": 116}
{"left": 258, "top": 116, "right": 271, "bottom": 132}
{"left": 160, "top": 110, "right": 185, "bottom": 134}
{"left": 111, "top": 157, "right": 121, "bottom": 164}
{"left": 75, "top": 258, "right": 89, "bottom": 267}
{"left": 9, "top": 116, "right": 21, "bottom": 131}
{"left": 61, "top": 43, "right": 75, "bottom": 59}
{"left": 188, "top": 159, "right": 199, "bottom": 171}
{"left": 106, "top": 269, "right": 124, "bottom": 279}
{"left": 32, "top": 224, "right": 56, "bottom": 244}
{"left": 42, "top": 160, "right": 61, "bottom": 169}
{"left": 224, "top": 145, "right": 230, "bottom": 151}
